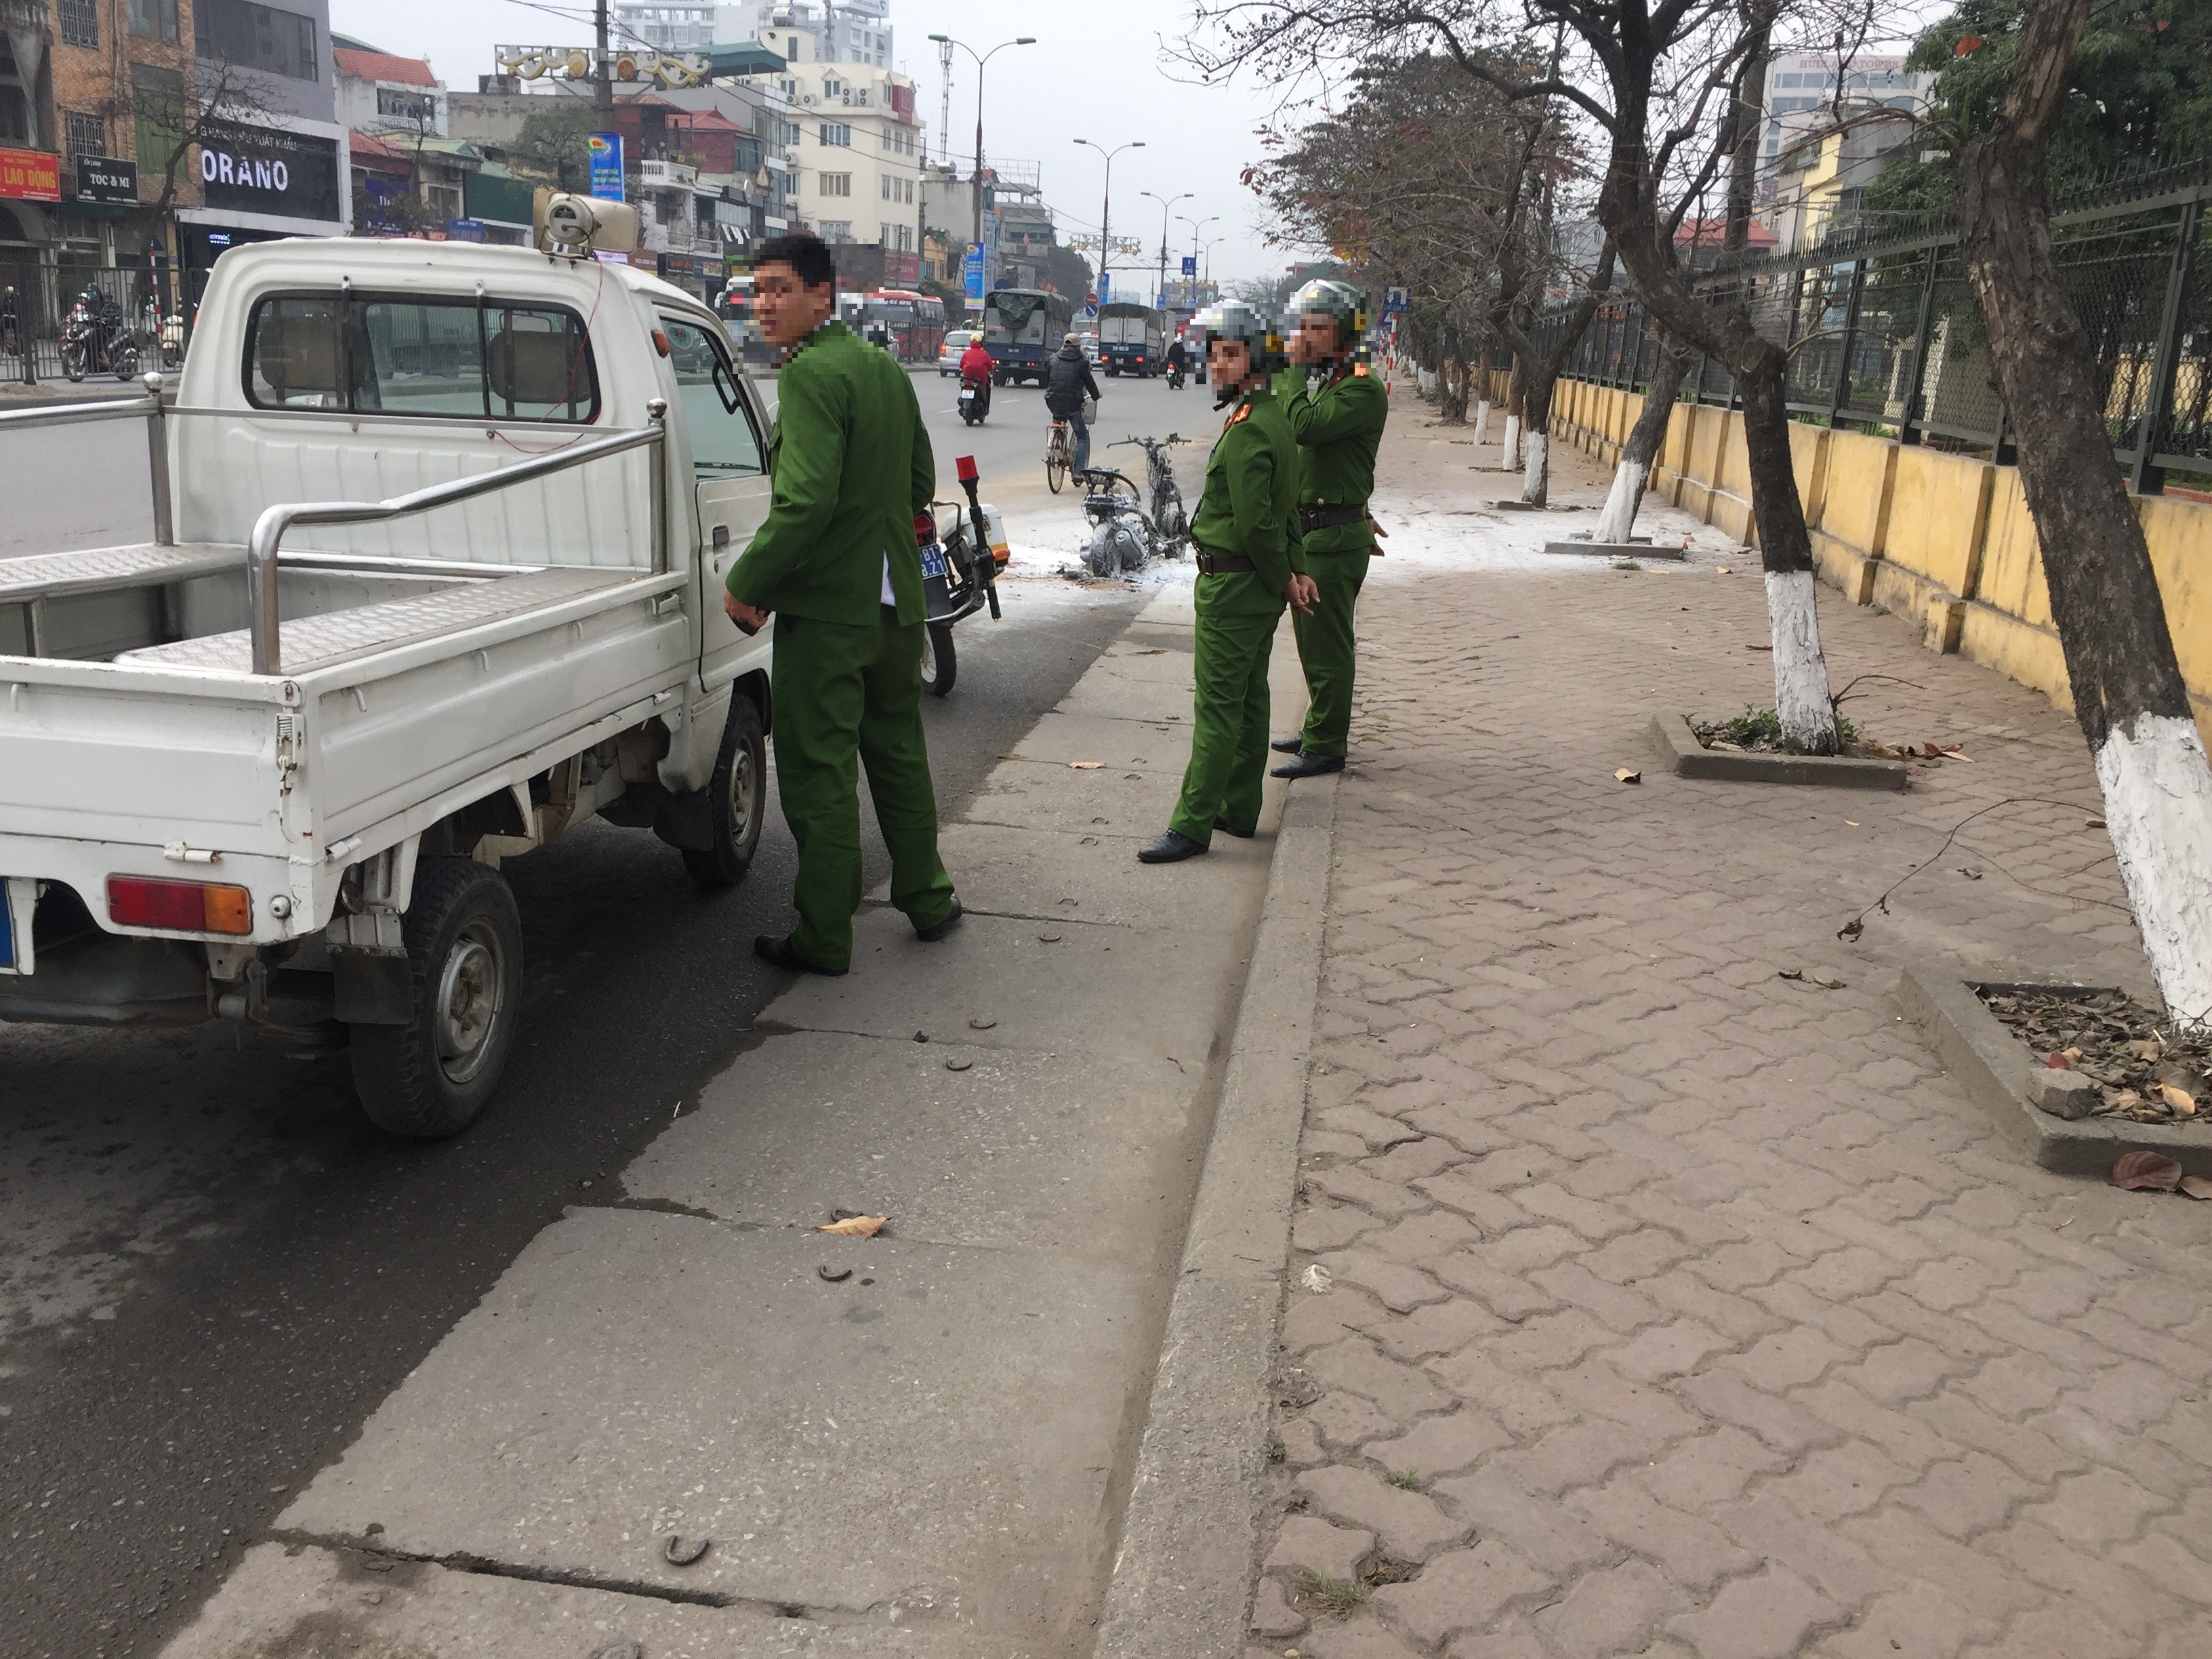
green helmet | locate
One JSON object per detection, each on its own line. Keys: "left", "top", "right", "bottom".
{"left": 1191, "top": 301, "right": 1288, "bottom": 372}
{"left": 1288, "top": 278, "right": 1370, "bottom": 346}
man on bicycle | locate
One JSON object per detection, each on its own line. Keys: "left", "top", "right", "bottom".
{"left": 1043, "top": 330, "right": 1101, "bottom": 474}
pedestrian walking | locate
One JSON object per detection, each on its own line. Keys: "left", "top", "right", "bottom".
{"left": 1139, "top": 304, "right": 1317, "bottom": 865}
{"left": 1271, "top": 279, "right": 1387, "bottom": 779}
{"left": 722, "top": 232, "right": 961, "bottom": 973}
{"left": 1042, "top": 331, "right": 1101, "bottom": 474}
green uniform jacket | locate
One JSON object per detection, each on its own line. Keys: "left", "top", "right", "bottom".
{"left": 1189, "top": 380, "right": 1305, "bottom": 615}
{"left": 1273, "top": 361, "right": 1390, "bottom": 555}
{"left": 726, "top": 319, "right": 935, "bottom": 626}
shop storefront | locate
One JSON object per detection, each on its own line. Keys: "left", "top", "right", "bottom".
{"left": 174, "top": 116, "right": 349, "bottom": 278}
{"left": 657, "top": 250, "right": 726, "bottom": 304}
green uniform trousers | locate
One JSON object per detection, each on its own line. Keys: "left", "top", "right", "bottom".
{"left": 1168, "top": 600, "right": 1281, "bottom": 845}
{"left": 770, "top": 607, "right": 957, "bottom": 971}
{"left": 1292, "top": 549, "right": 1369, "bottom": 758}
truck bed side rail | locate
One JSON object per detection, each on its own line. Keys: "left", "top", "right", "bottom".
{"left": 0, "top": 375, "right": 174, "bottom": 546}
{"left": 247, "top": 401, "right": 668, "bottom": 677}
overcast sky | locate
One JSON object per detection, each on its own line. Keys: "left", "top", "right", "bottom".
{"left": 331, "top": 0, "right": 1312, "bottom": 290}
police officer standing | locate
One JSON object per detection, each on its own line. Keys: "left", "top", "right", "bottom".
{"left": 723, "top": 232, "right": 961, "bottom": 973}
{"left": 1140, "top": 304, "right": 1317, "bottom": 864}
{"left": 1269, "top": 279, "right": 1389, "bottom": 779}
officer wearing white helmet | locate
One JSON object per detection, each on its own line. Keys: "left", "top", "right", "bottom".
{"left": 1141, "top": 302, "right": 1318, "bottom": 863}
{"left": 1269, "top": 278, "right": 1389, "bottom": 777}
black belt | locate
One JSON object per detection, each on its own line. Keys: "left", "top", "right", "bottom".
{"left": 1298, "top": 502, "right": 1370, "bottom": 532}
{"left": 1193, "top": 549, "right": 1255, "bottom": 575}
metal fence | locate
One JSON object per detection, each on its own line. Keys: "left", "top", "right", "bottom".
{"left": 0, "top": 260, "right": 208, "bottom": 386}
{"left": 1536, "top": 158, "right": 2211, "bottom": 493}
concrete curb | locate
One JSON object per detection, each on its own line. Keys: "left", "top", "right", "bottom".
{"left": 1650, "top": 712, "right": 1909, "bottom": 791}
{"left": 1090, "top": 771, "right": 1340, "bottom": 1659}
{"left": 1896, "top": 964, "right": 2212, "bottom": 1178}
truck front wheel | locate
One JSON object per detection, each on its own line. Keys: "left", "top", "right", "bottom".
{"left": 350, "top": 859, "right": 523, "bottom": 1138}
{"left": 681, "top": 695, "right": 768, "bottom": 887}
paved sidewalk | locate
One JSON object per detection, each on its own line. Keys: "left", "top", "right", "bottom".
{"left": 1247, "top": 428, "right": 2212, "bottom": 1657}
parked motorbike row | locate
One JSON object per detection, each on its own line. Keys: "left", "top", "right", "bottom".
{"left": 58, "top": 289, "right": 184, "bottom": 383}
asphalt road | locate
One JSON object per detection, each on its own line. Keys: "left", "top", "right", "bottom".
{"left": 0, "top": 369, "right": 1185, "bottom": 1658}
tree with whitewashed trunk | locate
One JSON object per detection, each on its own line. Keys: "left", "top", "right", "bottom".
{"left": 1593, "top": 330, "right": 1696, "bottom": 544}
{"left": 1182, "top": 0, "right": 1846, "bottom": 754}
{"left": 1954, "top": 0, "right": 2212, "bottom": 1027}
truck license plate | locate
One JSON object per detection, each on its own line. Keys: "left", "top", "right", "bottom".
{"left": 919, "top": 543, "right": 948, "bottom": 579}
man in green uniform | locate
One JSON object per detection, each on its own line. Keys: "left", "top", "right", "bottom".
{"left": 723, "top": 232, "right": 959, "bottom": 973}
{"left": 1140, "top": 304, "right": 1317, "bottom": 864}
{"left": 1270, "top": 279, "right": 1389, "bottom": 779}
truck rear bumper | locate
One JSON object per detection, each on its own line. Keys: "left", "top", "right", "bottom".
{"left": 0, "top": 926, "right": 210, "bottom": 1026}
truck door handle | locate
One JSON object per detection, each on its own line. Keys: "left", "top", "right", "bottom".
{"left": 653, "top": 593, "right": 682, "bottom": 615}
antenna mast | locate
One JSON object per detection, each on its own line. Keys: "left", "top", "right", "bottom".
{"left": 937, "top": 36, "right": 954, "bottom": 165}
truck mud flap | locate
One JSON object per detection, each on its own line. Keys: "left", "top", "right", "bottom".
{"left": 333, "top": 951, "right": 413, "bottom": 1026}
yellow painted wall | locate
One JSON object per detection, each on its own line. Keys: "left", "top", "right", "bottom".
{"left": 1544, "top": 374, "right": 2212, "bottom": 735}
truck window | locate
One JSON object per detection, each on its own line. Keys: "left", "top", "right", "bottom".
{"left": 245, "top": 293, "right": 601, "bottom": 423}
{"left": 661, "top": 317, "right": 764, "bottom": 478}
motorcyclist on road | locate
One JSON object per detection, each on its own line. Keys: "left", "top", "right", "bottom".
{"left": 958, "top": 337, "right": 995, "bottom": 418}
{"left": 1042, "top": 331, "right": 1102, "bottom": 474}
{"left": 1165, "top": 335, "right": 1189, "bottom": 388}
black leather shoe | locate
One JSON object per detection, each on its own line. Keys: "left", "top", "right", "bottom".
{"left": 1271, "top": 751, "right": 1347, "bottom": 779}
{"left": 914, "top": 895, "right": 963, "bottom": 941}
{"left": 1138, "top": 829, "right": 1208, "bottom": 863}
{"left": 1214, "top": 819, "right": 1256, "bottom": 839}
{"left": 1269, "top": 735, "right": 1303, "bottom": 754}
{"left": 753, "top": 933, "right": 848, "bottom": 976}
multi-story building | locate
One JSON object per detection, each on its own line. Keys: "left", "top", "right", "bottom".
{"left": 718, "top": 1, "right": 888, "bottom": 68}
{"left": 1758, "top": 52, "right": 1931, "bottom": 185}
{"left": 769, "top": 56, "right": 918, "bottom": 281}
{"left": 0, "top": 0, "right": 346, "bottom": 281}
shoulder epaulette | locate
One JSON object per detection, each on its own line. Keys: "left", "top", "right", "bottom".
{"left": 1353, "top": 362, "right": 1370, "bottom": 377}
{"left": 1225, "top": 403, "right": 1252, "bottom": 428}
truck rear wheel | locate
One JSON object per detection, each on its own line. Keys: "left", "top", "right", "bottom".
{"left": 350, "top": 859, "right": 523, "bottom": 1138}
{"left": 681, "top": 695, "right": 767, "bottom": 887}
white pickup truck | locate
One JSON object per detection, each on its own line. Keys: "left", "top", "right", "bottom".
{"left": 0, "top": 234, "right": 794, "bottom": 1136}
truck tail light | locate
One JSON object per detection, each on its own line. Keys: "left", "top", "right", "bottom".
{"left": 107, "top": 876, "right": 253, "bottom": 935}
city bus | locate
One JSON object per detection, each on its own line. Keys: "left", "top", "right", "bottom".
{"left": 980, "top": 287, "right": 1073, "bottom": 386}
{"left": 861, "top": 289, "right": 947, "bottom": 363}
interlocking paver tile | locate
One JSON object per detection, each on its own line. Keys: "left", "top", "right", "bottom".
{"left": 1265, "top": 1515, "right": 1376, "bottom": 1582}
{"left": 1240, "top": 420, "right": 2212, "bottom": 1659}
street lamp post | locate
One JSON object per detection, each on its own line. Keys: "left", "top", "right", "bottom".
{"left": 927, "top": 32, "right": 1036, "bottom": 312}
{"left": 1142, "top": 190, "right": 1191, "bottom": 310}
{"left": 1072, "top": 138, "right": 1143, "bottom": 306}
{"left": 1179, "top": 213, "right": 1221, "bottom": 292}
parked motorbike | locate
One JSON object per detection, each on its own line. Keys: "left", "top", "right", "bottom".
{"left": 916, "top": 454, "right": 1008, "bottom": 695}
{"left": 1081, "top": 435, "right": 1191, "bottom": 577}
{"left": 957, "top": 373, "right": 989, "bottom": 426}
{"left": 60, "top": 289, "right": 138, "bottom": 382}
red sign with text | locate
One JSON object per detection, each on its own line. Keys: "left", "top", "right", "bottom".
{"left": 0, "top": 147, "right": 62, "bottom": 203}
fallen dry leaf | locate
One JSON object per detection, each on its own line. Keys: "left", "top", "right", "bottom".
{"left": 2062, "top": 1046, "right": 2085, "bottom": 1062}
{"left": 1715, "top": 566, "right": 1733, "bottom": 574}
{"left": 1708, "top": 739, "right": 1744, "bottom": 751}
{"left": 2112, "top": 1151, "right": 2184, "bottom": 1192}
{"left": 817, "top": 1215, "right": 888, "bottom": 1237}
{"left": 2180, "top": 1175, "right": 2212, "bottom": 1201}
{"left": 1940, "top": 745, "right": 1973, "bottom": 762}
{"left": 1812, "top": 975, "right": 1847, "bottom": 990}
{"left": 1746, "top": 644, "right": 1774, "bottom": 653}
{"left": 2130, "top": 1038, "right": 2165, "bottom": 1061}
{"left": 2159, "top": 1083, "right": 2198, "bottom": 1116}
{"left": 2045, "top": 1050, "right": 2071, "bottom": 1069}
{"left": 1918, "top": 742, "right": 1944, "bottom": 758}
{"left": 1068, "top": 761, "right": 1103, "bottom": 770}
{"left": 1866, "top": 743, "right": 1904, "bottom": 759}
{"left": 1778, "top": 969, "right": 1805, "bottom": 981}
{"left": 1845, "top": 820, "right": 1860, "bottom": 827}
{"left": 1614, "top": 769, "right": 1641, "bottom": 784}
{"left": 1958, "top": 867, "right": 1984, "bottom": 880}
